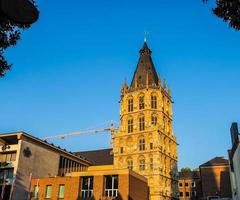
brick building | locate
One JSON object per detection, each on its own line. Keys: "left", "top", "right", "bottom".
{"left": 178, "top": 171, "right": 201, "bottom": 200}
{"left": 31, "top": 165, "right": 149, "bottom": 200}
{"left": 199, "top": 157, "right": 232, "bottom": 200}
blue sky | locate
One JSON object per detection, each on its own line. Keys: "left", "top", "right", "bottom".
{"left": 1, "top": 0, "right": 240, "bottom": 169}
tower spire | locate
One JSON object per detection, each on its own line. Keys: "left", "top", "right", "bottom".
{"left": 130, "top": 42, "right": 158, "bottom": 88}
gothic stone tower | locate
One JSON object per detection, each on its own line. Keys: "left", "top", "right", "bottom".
{"left": 113, "top": 42, "right": 178, "bottom": 200}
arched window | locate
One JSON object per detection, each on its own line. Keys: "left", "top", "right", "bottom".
{"left": 139, "top": 137, "right": 145, "bottom": 151}
{"left": 139, "top": 116, "right": 145, "bottom": 131}
{"left": 151, "top": 95, "right": 157, "bottom": 109}
{"left": 127, "top": 158, "right": 133, "bottom": 170}
{"left": 139, "top": 95, "right": 144, "bottom": 110}
{"left": 151, "top": 115, "right": 157, "bottom": 126}
{"left": 127, "top": 118, "right": 133, "bottom": 133}
{"left": 128, "top": 98, "right": 133, "bottom": 112}
{"left": 139, "top": 158, "right": 145, "bottom": 171}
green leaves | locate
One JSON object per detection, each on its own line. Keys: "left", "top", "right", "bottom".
{"left": 204, "top": 0, "right": 240, "bottom": 30}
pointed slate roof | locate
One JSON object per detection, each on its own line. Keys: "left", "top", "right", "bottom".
{"left": 130, "top": 42, "right": 159, "bottom": 88}
{"left": 200, "top": 157, "right": 229, "bottom": 167}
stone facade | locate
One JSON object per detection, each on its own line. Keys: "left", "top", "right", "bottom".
{"left": 113, "top": 42, "right": 178, "bottom": 200}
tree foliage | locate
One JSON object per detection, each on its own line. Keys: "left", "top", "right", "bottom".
{"left": 0, "top": 12, "right": 32, "bottom": 77}
{"left": 204, "top": 0, "right": 240, "bottom": 30}
{"left": 180, "top": 167, "right": 192, "bottom": 173}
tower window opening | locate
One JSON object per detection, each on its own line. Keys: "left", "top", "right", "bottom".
{"left": 139, "top": 138, "right": 145, "bottom": 151}
{"left": 127, "top": 159, "right": 133, "bottom": 170}
{"left": 139, "top": 158, "right": 145, "bottom": 171}
{"left": 139, "top": 116, "right": 145, "bottom": 131}
{"left": 128, "top": 119, "right": 133, "bottom": 133}
{"left": 151, "top": 115, "right": 157, "bottom": 126}
{"left": 151, "top": 95, "right": 157, "bottom": 109}
{"left": 139, "top": 96, "right": 145, "bottom": 110}
{"left": 150, "top": 158, "right": 154, "bottom": 170}
{"left": 128, "top": 98, "right": 133, "bottom": 112}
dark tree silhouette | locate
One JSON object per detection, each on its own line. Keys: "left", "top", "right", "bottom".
{"left": 204, "top": 0, "right": 240, "bottom": 30}
{"left": 0, "top": 0, "right": 38, "bottom": 77}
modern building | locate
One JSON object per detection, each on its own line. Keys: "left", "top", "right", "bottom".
{"left": 0, "top": 132, "right": 91, "bottom": 200}
{"left": 178, "top": 171, "right": 201, "bottom": 200}
{"left": 199, "top": 157, "right": 232, "bottom": 200}
{"left": 113, "top": 42, "right": 178, "bottom": 200}
{"left": 31, "top": 165, "right": 149, "bottom": 200}
{"left": 228, "top": 122, "right": 240, "bottom": 200}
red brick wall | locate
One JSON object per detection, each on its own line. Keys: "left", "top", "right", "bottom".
{"left": 31, "top": 176, "right": 80, "bottom": 200}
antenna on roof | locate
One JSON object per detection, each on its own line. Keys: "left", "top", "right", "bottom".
{"left": 144, "top": 31, "right": 150, "bottom": 43}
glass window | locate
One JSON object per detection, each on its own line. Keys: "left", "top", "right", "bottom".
{"left": 192, "top": 182, "right": 196, "bottom": 187}
{"left": 139, "top": 138, "right": 145, "bottom": 151}
{"left": 0, "top": 152, "right": 17, "bottom": 162}
{"left": 139, "top": 116, "right": 145, "bottom": 131}
{"left": 151, "top": 115, "right": 157, "bottom": 126}
{"left": 120, "top": 147, "right": 123, "bottom": 154}
{"left": 58, "top": 185, "right": 65, "bottom": 198}
{"left": 186, "top": 192, "right": 190, "bottom": 197}
{"left": 178, "top": 182, "right": 183, "bottom": 187}
{"left": 179, "top": 192, "right": 183, "bottom": 197}
{"left": 150, "top": 142, "right": 153, "bottom": 150}
{"left": 81, "top": 176, "right": 93, "bottom": 198}
{"left": 139, "top": 159, "right": 145, "bottom": 171}
{"left": 33, "top": 185, "right": 39, "bottom": 199}
{"left": 192, "top": 191, "right": 197, "bottom": 197}
{"left": 127, "top": 159, "right": 133, "bottom": 170}
{"left": 150, "top": 158, "right": 153, "bottom": 170}
{"left": 45, "top": 185, "right": 52, "bottom": 198}
{"left": 185, "top": 182, "right": 189, "bottom": 187}
{"left": 128, "top": 99, "right": 133, "bottom": 112}
{"left": 105, "top": 175, "right": 118, "bottom": 197}
{"left": 128, "top": 119, "right": 133, "bottom": 133}
{"left": 139, "top": 96, "right": 144, "bottom": 110}
{"left": 151, "top": 95, "right": 157, "bottom": 109}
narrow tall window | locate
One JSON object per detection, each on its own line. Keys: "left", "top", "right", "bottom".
{"left": 128, "top": 119, "right": 133, "bottom": 133}
{"left": 127, "top": 159, "right": 133, "bottom": 170}
{"left": 33, "top": 185, "right": 39, "bottom": 199}
{"left": 58, "top": 185, "right": 65, "bottom": 198}
{"left": 81, "top": 176, "right": 93, "bottom": 198}
{"left": 139, "top": 138, "right": 145, "bottom": 151}
{"left": 151, "top": 115, "right": 157, "bottom": 126}
{"left": 139, "top": 116, "right": 145, "bottom": 131}
{"left": 139, "top": 96, "right": 144, "bottom": 110}
{"left": 45, "top": 185, "right": 52, "bottom": 198}
{"left": 151, "top": 95, "right": 157, "bottom": 109}
{"left": 105, "top": 175, "right": 118, "bottom": 197}
{"left": 139, "top": 159, "right": 145, "bottom": 171}
{"left": 128, "top": 98, "right": 133, "bottom": 112}
{"left": 150, "top": 158, "right": 154, "bottom": 170}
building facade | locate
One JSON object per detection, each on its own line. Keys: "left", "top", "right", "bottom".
{"left": 113, "top": 42, "right": 178, "bottom": 200}
{"left": 199, "top": 157, "right": 232, "bottom": 200}
{"left": 228, "top": 122, "right": 240, "bottom": 200}
{"left": 31, "top": 165, "right": 149, "bottom": 200}
{"left": 0, "top": 132, "right": 90, "bottom": 200}
{"left": 178, "top": 171, "right": 201, "bottom": 200}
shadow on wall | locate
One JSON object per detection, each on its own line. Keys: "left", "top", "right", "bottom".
{"left": 200, "top": 165, "right": 232, "bottom": 199}
{"left": 12, "top": 171, "right": 30, "bottom": 200}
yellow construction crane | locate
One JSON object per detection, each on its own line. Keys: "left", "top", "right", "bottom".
{"left": 43, "top": 121, "right": 117, "bottom": 148}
